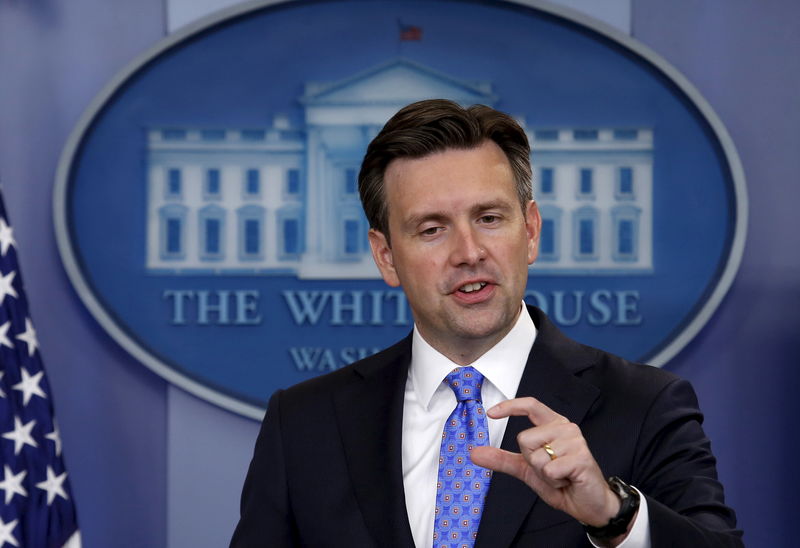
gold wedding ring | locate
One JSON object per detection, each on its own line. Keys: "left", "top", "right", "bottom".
{"left": 542, "top": 443, "right": 557, "bottom": 461}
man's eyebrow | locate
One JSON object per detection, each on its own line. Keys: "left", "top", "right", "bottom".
{"left": 403, "top": 211, "right": 450, "bottom": 230}
{"left": 402, "top": 200, "right": 515, "bottom": 230}
{"left": 470, "top": 200, "right": 514, "bottom": 215}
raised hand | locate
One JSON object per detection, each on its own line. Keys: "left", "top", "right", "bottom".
{"left": 470, "top": 397, "right": 625, "bottom": 531}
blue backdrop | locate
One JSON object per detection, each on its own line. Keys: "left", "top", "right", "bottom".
{"left": 0, "top": 0, "right": 797, "bottom": 546}
{"left": 62, "top": 0, "right": 738, "bottom": 411}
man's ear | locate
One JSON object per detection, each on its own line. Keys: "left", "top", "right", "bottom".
{"left": 525, "top": 200, "right": 542, "bottom": 265}
{"left": 368, "top": 228, "right": 401, "bottom": 287}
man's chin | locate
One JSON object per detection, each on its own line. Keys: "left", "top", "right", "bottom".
{"left": 449, "top": 315, "right": 515, "bottom": 343}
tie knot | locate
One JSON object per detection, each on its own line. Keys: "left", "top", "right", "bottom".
{"left": 443, "top": 366, "right": 484, "bottom": 402}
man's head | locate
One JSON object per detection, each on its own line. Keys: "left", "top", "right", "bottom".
{"left": 359, "top": 99, "right": 532, "bottom": 243}
{"left": 361, "top": 100, "right": 540, "bottom": 364}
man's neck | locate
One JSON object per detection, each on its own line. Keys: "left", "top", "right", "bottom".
{"left": 436, "top": 337, "right": 510, "bottom": 366}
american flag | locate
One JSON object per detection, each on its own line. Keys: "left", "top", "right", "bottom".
{"left": 0, "top": 192, "right": 80, "bottom": 547}
{"left": 398, "top": 21, "right": 423, "bottom": 41}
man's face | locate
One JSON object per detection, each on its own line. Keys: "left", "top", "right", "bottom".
{"left": 368, "top": 140, "right": 540, "bottom": 363}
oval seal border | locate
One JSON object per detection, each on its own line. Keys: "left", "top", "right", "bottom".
{"left": 53, "top": 0, "right": 748, "bottom": 420}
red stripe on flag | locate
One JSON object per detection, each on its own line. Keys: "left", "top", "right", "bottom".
{"left": 400, "top": 25, "right": 422, "bottom": 41}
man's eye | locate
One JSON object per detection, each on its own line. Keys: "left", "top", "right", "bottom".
{"left": 421, "top": 226, "right": 441, "bottom": 236}
{"left": 480, "top": 215, "right": 499, "bottom": 224}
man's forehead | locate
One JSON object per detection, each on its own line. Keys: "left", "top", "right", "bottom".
{"left": 383, "top": 141, "right": 510, "bottom": 187}
{"left": 382, "top": 142, "right": 517, "bottom": 226}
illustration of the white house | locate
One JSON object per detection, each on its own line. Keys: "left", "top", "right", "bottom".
{"left": 146, "top": 58, "right": 653, "bottom": 278}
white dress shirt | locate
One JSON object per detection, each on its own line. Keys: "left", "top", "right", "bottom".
{"left": 401, "top": 305, "right": 650, "bottom": 547}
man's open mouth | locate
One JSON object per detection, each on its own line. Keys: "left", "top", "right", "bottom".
{"left": 458, "top": 282, "right": 488, "bottom": 293}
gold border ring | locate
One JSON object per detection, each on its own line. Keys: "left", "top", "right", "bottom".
{"left": 543, "top": 443, "right": 557, "bottom": 461}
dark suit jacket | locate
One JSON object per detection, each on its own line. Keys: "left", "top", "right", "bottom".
{"left": 231, "top": 307, "right": 742, "bottom": 547}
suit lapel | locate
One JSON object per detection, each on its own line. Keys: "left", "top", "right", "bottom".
{"left": 476, "top": 307, "right": 601, "bottom": 548}
{"left": 333, "top": 336, "right": 416, "bottom": 548}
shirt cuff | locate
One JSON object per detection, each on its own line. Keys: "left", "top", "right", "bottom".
{"left": 587, "top": 486, "right": 650, "bottom": 548}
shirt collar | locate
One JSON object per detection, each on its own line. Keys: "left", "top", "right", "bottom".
{"left": 409, "top": 304, "right": 538, "bottom": 410}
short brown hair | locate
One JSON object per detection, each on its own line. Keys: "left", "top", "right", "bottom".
{"left": 358, "top": 99, "right": 532, "bottom": 240}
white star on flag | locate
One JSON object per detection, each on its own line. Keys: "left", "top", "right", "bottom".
{"left": 0, "top": 371, "right": 5, "bottom": 398}
{"left": 45, "top": 422, "right": 62, "bottom": 457}
{"left": 0, "top": 466, "right": 27, "bottom": 504}
{"left": 15, "top": 318, "right": 38, "bottom": 357}
{"left": 2, "top": 416, "right": 38, "bottom": 455}
{"left": 0, "top": 271, "right": 17, "bottom": 303}
{"left": 12, "top": 367, "right": 47, "bottom": 406}
{"left": 0, "top": 218, "right": 15, "bottom": 256}
{"left": 35, "top": 466, "right": 69, "bottom": 506}
{"left": 0, "top": 516, "right": 19, "bottom": 548}
{"left": 0, "top": 320, "right": 14, "bottom": 349}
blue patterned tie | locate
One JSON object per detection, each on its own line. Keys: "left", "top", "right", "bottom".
{"left": 432, "top": 366, "right": 492, "bottom": 548}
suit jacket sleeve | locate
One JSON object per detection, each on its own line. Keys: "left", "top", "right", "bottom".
{"left": 230, "top": 390, "right": 299, "bottom": 547}
{"left": 631, "top": 378, "right": 743, "bottom": 547}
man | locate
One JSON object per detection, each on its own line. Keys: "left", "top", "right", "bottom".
{"left": 231, "top": 100, "right": 742, "bottom": 547}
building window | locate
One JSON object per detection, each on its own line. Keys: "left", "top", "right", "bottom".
{"left": 613, "top": 129, "right": 638, "bottom": 140}
{"left": 534, "top": 129, "right": 559, "bottom": 141}
{"left": 241, "top": 129, "right": 265, "bottom": 141}
{"left": 277, "top": 206, "right": 303, "bottom": 260}
{"left": 245, "top": 169, "right": 260, "bottom": 196}
{"left": 162, "top": 129, "right": 186, "bottom": 140}
{"left": 541, "top": 219, "right": 555, "bottom": 255}
{"left": 573, "top": 207, "right": 598, "bottom": 261}
{"left": 165, "top": 168, "right": 182, "bottom": 199}
{"left": 205, "top": 169, "right": 221, "bottom": 199}
{"left": 344, "top": 168, "right": 358, "bottom": 195}
{"left": 201, "top": 129, "right": 225, "bottom": 141}
{"left": 579, "top": 220, "right": 594, "bottom": 255}
{"left": 618, "top": 220, "right": 634, "bottom": 254}
{"left": 286, "top": 169, "right": 301, "bottom": 196}
{"left": 244, "top": 220, "right": 260, "bottom": 255}
{"left": 344, "top": 219, "right": 360, "bottom": 255}
{"left": 617, "top": 167, "right": 634, "bottom": 199}
{"left": 335, "top": 204, "right": 367, "bottom": 260}
{"left": 158, "top": 204, "right": 187, "bottom": 260}
{"left": 538, "top": 205, "right": 562, "bottom": 262}
{"left": 578, "top": 168, "right": 594, "bottom": 197}
{"left": 540, "top": 168, "right": 555, "bottom": 197}
{"left": 206, "top": 219, "right": 221, "bottom": 253}
{"left": 237, "top": 205, "right": 265, "bottom": 261}
{"left": 283, "top": 218, "right": 300, "bottom": 256}
{"left": 612, "top": 205, "right": 641, "bottom": 262}
{"left": 199, "top": 205, "right": 225, "bottom": 261}
{"left": 166, "top": 219, "right": 182, "bottom": 254}
{"left": 574, "top": 129, "right": 598, "bottom": 141}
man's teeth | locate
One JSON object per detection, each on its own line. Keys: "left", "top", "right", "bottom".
{"left": 459, "top": 282, "right": 487, "bottom": 293}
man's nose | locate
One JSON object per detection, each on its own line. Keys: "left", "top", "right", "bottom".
{"left": 449, "top": 225, "right": 487, "bottom": 266}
